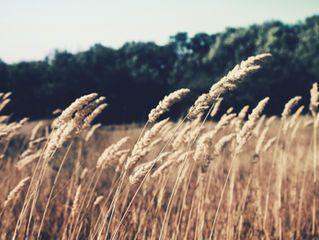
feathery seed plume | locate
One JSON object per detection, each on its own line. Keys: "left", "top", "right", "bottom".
{"left": 266, "top": 116, "right": 277, "bottom": 127}
{"left": 16, "top": 151, "right": 41, "bottom": 170}
{"left": 3, "top": 92, "right": 12, "bottom": 100}
{"left": 73, "top": 97, "right": 106, "bottom": 129}
{"left": 188, "top": 53, "right": 271, "bottom": 119}
{"left": 125, "top": 118, "right": 169, "bottom": 171}
{"left": 52, "top": 93, "right": 98, "bottom": 129}
{"left": 129, "top": 152, "right": 170, "bottom": 184}
{"left": 263, "top": 137, "right": 277, "bottom": 152}
{"left": 45, "top": 93, "right": 106, "bottom": 161}
{"left": 281, "top": 96, "right": 302, "bottom": 120}
{"left": 236, "top": 97, "right": 269, "bottom": 152}
{"left": 310, "top": 82, "right": 319, "bottom": 117}
{"left": 83, "top": 103, "right": 108, "bottom": 129}
{"left": 85, "top": 123, "right": 102, "bottom": 142}
{"left": 304, "top": 119, "right": 313, "bottom": 128}
{"left": 235, "top": 105, "right": 250, "bottom": 133}
{"left": 4, "top": 177, "right": 30, "bottom": 208}
{"left": 171, "top": 124, "right": 192, "bottom": 150}
{"left": 151, "top": 151, "right": 183, "bottom": 178}
{"left": 255, "top": 127, "right": 269, "bottom": 154}
{"left": 287, "top": 105, "right": 304, "bottom": 131}
{"left": 96, "top": 136, "right": 130, "bottom": 169}
{"left": 30, "top": 121, "right": 43, "bottom": 142}
{"left": 253, "top": 115, "right": 266, "bottom": 136}
{"left": 148, "top": 88, "right": 190, "bottom": 123}
{"left": 226, "top": 107, "right": 234, "bottom": 114}
{"left": 93, "top": 196, "right": 104, "bottom": 206}
{"left": 210, "top": 98, "right": 223, "bottom": 118}
{"left": 115, "top": 150, "right": 130, "bottom": 173}
{"left": 80, "top": 168, "right": 88, "bottom": 180}
{"left": 194, "top": 113, "right": 236, "bottom": 161}
{"left": 214, "top": 133, "right": 236, "bottom": 156}
{"left": 71, "top": 185, "right": 81, "bottom": 218}
{"left": 0, "top": 99, "right": 10, "bottom": 112}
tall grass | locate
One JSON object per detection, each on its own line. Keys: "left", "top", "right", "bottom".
{"left": 0, "top": 53, "right": 318, "bottom": 239}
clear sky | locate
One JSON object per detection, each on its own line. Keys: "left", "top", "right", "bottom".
{"left": 1, "top": 0, "right": 318, "bottom": 63}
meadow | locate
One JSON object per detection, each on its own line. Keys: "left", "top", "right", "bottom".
{"left": 0, "top": 53, "right": 318, "bottom": 239}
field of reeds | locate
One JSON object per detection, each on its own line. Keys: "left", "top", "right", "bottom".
{"left": 0, "top": 53, "right": 319, "bottom": 239}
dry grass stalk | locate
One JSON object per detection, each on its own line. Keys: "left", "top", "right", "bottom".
{"left": 214, "top": 133, "right": 236, "bottom": 156}
{"left": 0, "top": 117, "right": 28, "bottom": 141}
{"left": 172, "top": 124, "right": 192, "bottom": 150}
{"left": 85, "top": 123, "right": 101, "bottom": 142}
{"left": 263, "top": 136, "right": 277, "bottom": 152}
{"left": 3, "top": 92, "right": 12, "bottom": 100}
{"left": 129, "top": 152, "right": 170, "bottom": 184}
{"left": 16, "top": 151, "right": 41, "bottom": 170}
{"left": 210, "top": 98, "right": 223, "bottom": 118}
{"left": 291, "top": 121, "right": 301, "bottom": 140}
{"left": 255, "top": 127, "right": 269, "bottom": 154}
{"left": 52, "top": 108, "right": 62, "bottom": 115}
{"left": 44, "top": 94, "right": 106, "bottom": 161}
{"left": 71, "top": 185, "right": 81, "bottom": 218}
{"left": 96, "top": 136, "right": 130, "bottom": 169}
{"left": 266, "top": 115, "right": 277, "bottom": 126}
{"left": 289, "top": 105, "right": 304, "bottom": 128}
{"left": 304, "top": 119, "right": 313, "bottom": 128}
{"left": 3, "top": 177, "right": 30, "bottom": 208}
{"left": 253, "top": 114, "right": 266, "bottom": 136}
{"left": 80, "top": 168, "right": 88, "bottom": 180}
{"left": 151, "top": 150, "right": 183, "bottom": 178}
{"left": 83, "top": 103, "right": 108, "bottom": 129}
{"left": 93, "top": 196, "right": 104, "bottom": 206}
{"left": 30, "top": 121, "right": 43, "bottom": 141}
{"left": 235, "top": 105, "right": 249, "bottom": 133}
{"left": 5, "top": 58, "right": 319, "bottom": 239}
{"left": 281, "top": 96, "right": 302, "bottom": 119}
{"left": 115, "top": 151, "right": 130, "bottom": 173}
{"left": 310, "top": 82, "right": 319, "bottom": 116}
{"left": 188, "top": 53, "right": 271, "bottom": 119}
{"left": 236, "top": 97, "right": 269, "bottom": 153}
{"left": 148, "top": 88, "right": 190, "bottom": 123}
{"left": 73, "top": 97, "right": 106, "bottom": 129}
{"left": 52, "top": 93, "right": 98, "bottom": 129}
{"left": 0, "top": 115, "right": 9, "bottom": 123}
{"left": 194, "top": 113, "right": 236, "bottom": 162}
{"left": 125, "top": 118, "right": 169, "bottom": 171}
{"left": 226, "top": 107, "right": 234, "bottom": 114}
{"left": 0, "top": 99, "right": 10, "bottom": 112}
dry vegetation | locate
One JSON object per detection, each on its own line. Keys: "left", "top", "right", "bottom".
{"left": 0, "top": 53, "right": 319, "bottom": 239}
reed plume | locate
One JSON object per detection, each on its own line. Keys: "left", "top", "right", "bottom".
{"left": 188, "top": 53, "right": 271, "bottom": 119}
{"left": 52, "top": 93, "right": 98, "bottom": 129}
{"left": 96, "top": 136, "right": 130, "bottom": 169}
{"left": 310, "top": 82, "right": 319, "bottom": 117}
{"left": 125, "top": 118, "right": 169, "bottom": 171}
{"left": 4, "top": 177, "right": 30, "bottom": 208}
{"left": 236, "top": 97, "right": 269, "bottom": 152}
{"left": 148, "top": 88, "right": 190, "bottom": 123}
{"left": 281, "top": 96, "right": 302, "bottom": 119}
{"left": 129, "top": 152, "right": 170, "bottom": 184}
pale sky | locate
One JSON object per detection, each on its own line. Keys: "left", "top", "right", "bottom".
{"left": 1, "top": 0, "right": 318, "bottom": 63}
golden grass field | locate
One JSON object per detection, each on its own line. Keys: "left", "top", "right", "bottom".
{"left": 0, "top": 53, "right": 319, "bottom": 239}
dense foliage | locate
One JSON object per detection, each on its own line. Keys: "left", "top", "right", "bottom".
{"left": 1, "top": 15, "right": 319, "bottom": 123}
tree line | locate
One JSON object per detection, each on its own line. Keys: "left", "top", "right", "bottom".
{"left": 0, "top": 15, "right": 319, "bottom": 123}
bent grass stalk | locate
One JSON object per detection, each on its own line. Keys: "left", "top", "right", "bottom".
{"left": 159, "top": 101, "right": 219, "bottom": 240}
{"left": 37, "top": 141, "right": 74, "bottom": 239}
{"left": 110, "top": 117, "right": 188, "bottom": 240}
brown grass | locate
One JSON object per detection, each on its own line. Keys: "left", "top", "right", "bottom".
{"left": 0, "top": 54, "right": 319, "bottom": 239}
